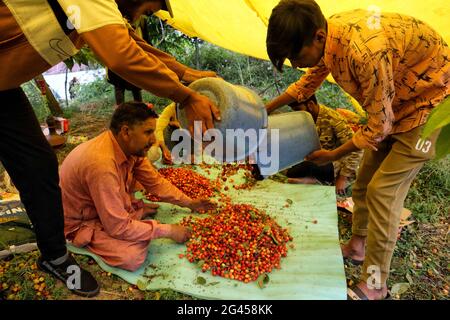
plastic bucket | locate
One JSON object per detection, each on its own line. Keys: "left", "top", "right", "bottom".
{"left": 254, "top": 111, "right": 321, "bottom": 178}
{"left": 176, "top": 78, "right": 268, "bottom": 162}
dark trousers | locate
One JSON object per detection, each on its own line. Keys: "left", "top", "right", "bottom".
{"left": 0, "top": 88, "right": 66, "bottom": 260}
{"left": 286, "top": 161, "right": 335, "bottom": 185}
{"left": 108, "top": 70, "right": 143, "bottom": 105}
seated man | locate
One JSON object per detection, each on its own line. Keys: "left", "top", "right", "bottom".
{"left": 270, "top": 95, "right": 363, "bottom": 195}
{"left": 60, "top": 102, "right": 215, "bottom": 271}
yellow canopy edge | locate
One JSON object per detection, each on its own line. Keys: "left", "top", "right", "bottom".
{"left": 156, "top": 1, "right": 450, "bottom": 115}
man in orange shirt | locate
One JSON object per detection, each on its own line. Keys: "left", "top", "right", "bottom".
{"left": 60, "top": 102, "right": 215, "bottom": 272}
{"left": 266, "top": 0, "right": 449, "bottom": 300}
{"left": 0, "top": 0, "right": 218, "bottom": 297}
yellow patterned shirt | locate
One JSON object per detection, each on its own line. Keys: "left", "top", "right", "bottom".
{"left": 286, "top": 10, "right": 450, "bottom": 149}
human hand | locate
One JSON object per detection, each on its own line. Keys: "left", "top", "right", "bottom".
{"left": 188, "top": 198, "right": 217, "bottom": 213}
{"left": 160, "top": 143, "right": 173, "bottom": 165}
{"left": 142, "top": 203, "right": 159, "bottom": 219}
{"left": 181, "top": 92, "right": 221, "bottom": 135}
{"left": 168, "top": 224, "right": 191, "bottom": 243}
{"left": 305, "top": 149, "right": 337, "bottom": 166}
{"left": 182, "top": 69, "right": 218, "bottom": 84}
{"left": 335, "top": 175, "right": 348, "bottom": 196}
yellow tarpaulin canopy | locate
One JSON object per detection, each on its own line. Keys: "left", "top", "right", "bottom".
{"left": 157, "top": 0, "right": 450, "bottom": 62}
{"left": 156, "top": 1, "right": 450, "bottom": 115}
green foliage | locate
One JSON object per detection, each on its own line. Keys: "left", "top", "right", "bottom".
{"left": 70, "top": 77, "right": 114, "bottom": 104}
{"left": 64, "top": 46, "right": 103, "bottom": 71}
{"left": 422, "top": 97, "right": 450, "bottom": 159}
{"left": 143, "top": 16, "right": 194, "bottom": 64}
{"left": 405, "top": 158, "right": 450, "bottom": 223}
{"left": 21, "top": 81, "right": 50, "bottom": 122}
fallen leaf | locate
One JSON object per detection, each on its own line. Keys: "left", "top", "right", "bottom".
{"left": 406, "top": 273, "right": 414, "bottom": 285}
{"left": 137, "top": 279, "right": 148, "bottom": 291}
{"left": 270, "top": 234, "right": 279, "bottom": 245}
{"left": 196, "top": 276, "right": 206, "bottom": 285}
{"left": 197, "top": 260, "right": 205, "bottom": 268}
{"left": 257, "top": 274, "right": 270, "bottom": 289}
{"left": 391, "top": 282, "right": 410, "bottom": 295}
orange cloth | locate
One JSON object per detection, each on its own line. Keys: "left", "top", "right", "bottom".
{"left": 0, "top": 3, "right": 193, "bottom": 103}
{"left": 286, "top": 10, "right": 450, "bottom": 149}
{"left": 60, "top": 131, "right": 192, "bottom": 270}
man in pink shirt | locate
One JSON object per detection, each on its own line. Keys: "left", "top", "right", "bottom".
{"left": 60, "top": 102, "right": 215, "bottom": 271}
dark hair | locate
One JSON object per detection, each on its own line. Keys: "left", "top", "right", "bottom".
{"left": 267, "top": 0, "right": 326, "bottom": 72}
{"left": 289, "top": 94, "right": 318, "bottom": 109}
{"left": 110, "top": 102, "right": 159, "bottom": 134}
{"left": 115, "top": 0, "right": 160, "bottom": 20}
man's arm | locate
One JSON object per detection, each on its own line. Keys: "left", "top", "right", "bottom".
{"left": 306, "top": 138, "right": 360, "bottom": 166}
{"left": 265, "top": 61, "right": 330, "bottom": 113}
{"left": 265, "top": 92, "right": 296, "bottom": 114}
{"left": 133, "top": 158, "right": 193, "bottom": 208}
{"left": 130, "top": 29, "right": 217, "bottom": 84}
{"left": 85, "top": 164, "right": 167, "bottom": 242}
{"left": 80, "top": 25, "right": 220, "bottom": 132}
{"left": 81, "top": 24, "right": 193, "bottom": 102}
{"left": 286, "top": 61, "right": 330, "bottom": 102}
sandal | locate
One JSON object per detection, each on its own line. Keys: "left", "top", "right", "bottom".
{"left": 347, "top": 285, "right": 392, "bottom": 300}
{"left": 343, "top": 256, "right": 364, "bottom": 265}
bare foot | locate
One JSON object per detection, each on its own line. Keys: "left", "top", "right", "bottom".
{"left": 341, "top": 235, "right": 366, "bottom": 262}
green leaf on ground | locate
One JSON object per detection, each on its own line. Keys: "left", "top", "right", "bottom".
{"left": 257, "top": 274, "right": 270, "bottom": 289}
{"left": 197, "top": 260, "right": 205, "bottom": 268}
{"left": 137, "top": 279, "right": 148, "bottom": 291}
{"left": 196, "top": 276, "right": 206, "bottom": 285}
{"left": 406, "top": 273, "right": 414, "bottom": 285}
{"left": 270, "top": 234, "right": 279, "bottom": 245}
{"left": 208, "top": 282, "right": 220, "bottom": 286}
{"left": 391, "top": 282, "right": 410, "bottom": 295}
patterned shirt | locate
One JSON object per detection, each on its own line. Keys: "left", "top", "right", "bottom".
{"left": 316, "top": 105, "right": 363, "bottom": 179}
{"left": 286, "top": 10, "right": 450, "bottom": 149}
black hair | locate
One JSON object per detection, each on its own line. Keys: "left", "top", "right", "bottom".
{"left": 115, "top": 0, "right": 161, "bottom": 20}
{"left": 266, "top": 0, "right": 326, "bottom": 72}
{"left": 110, "top": 102, "right": 158, "bottom": 134}
{"left": 289, "top": 94, "right": 318, "bottom": 109}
